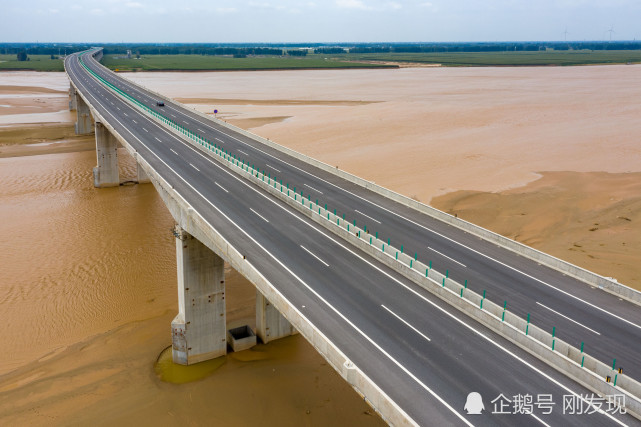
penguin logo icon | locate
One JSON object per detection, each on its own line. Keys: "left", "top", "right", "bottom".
{"left": 464, "top": 392, "right": 484, "bottom": 415}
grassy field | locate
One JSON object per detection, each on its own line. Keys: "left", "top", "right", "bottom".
{"left": 2, "top": 50, "right": 641, "bottom": 72}
{"left": 100, "top": 54, "right": 393, "bottom": 71}
{"left": 341, "top": 50, "right": 641, "bottom": 66}
{"left": 0, "top": 54, "right": 65, "bottom": 71}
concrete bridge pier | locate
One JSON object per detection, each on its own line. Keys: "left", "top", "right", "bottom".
{"left": 93, "top": 122, "right": 120, "bottom": 188}
{"left": 256, "top": 290, "right": 297, "bottom": 343}
{"left": 74, "top": 94, "right": 92, "bottom": 135}
{"left": 136, "top": 162, "right": 150, "bottom": 184}
{"left": 68, "top": 84, "right": 77, "bottom": 111}
{"left": 171, "top": 226, "right": 227, "bottom": 365}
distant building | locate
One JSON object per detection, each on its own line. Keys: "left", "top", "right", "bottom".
{"left": 126, "top": 50, "right": 132, "bottom": 59}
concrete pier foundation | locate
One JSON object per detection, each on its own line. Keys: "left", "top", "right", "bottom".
{"left": 256, "top": 290, "right": 296, "bottom": 343}
{"left": 92, "top": 122, "right": 120, "bottom": 188}
{"left": 68, "top": 84, "right": 77, "bottom": 111}
{"left": 136, "top": 162, "right": 150, "bottom": 184}
{"left": 74, "top": 94, "right": 92, "bottom": 135}
{"left": 171, "top": 227, "right": 227, "bottom": 365}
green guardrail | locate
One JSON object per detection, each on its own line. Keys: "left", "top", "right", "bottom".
{"left": 75, "top": 53, "right": 635, "bottom": 407}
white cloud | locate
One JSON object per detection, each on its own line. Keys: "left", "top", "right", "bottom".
{"left": 49, "top": 8, "right": 60, "bottom": 13}
{"left": 125, "top": 2, "right": 144, "bottom": 8}
{"left": 418, "top": 1, "right": 438, "bottom": 12}
{"left": 89, "top": 8, "right": 105, "bottom": 15}
{"left": 216, "top": 7, "right": 238, "bottom": 14}
{"left": 249, "top": 1, "right": 286, "bottom": 10}
{"left": 336, "top": 0, "right": 371, "bottom": 10}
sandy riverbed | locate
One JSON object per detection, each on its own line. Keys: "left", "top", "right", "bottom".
{"left": 1, "top": 65, "right": 640, "bottom": 424}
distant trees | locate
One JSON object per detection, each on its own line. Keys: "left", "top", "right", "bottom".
{"left": 17, "top": 50, "right": 28, "bottom": 61}
{"left": 286, "top": 50, "right": 307, "bottom": 56}
{"left": 101, "top": 46, "right": 284, "bottom": 56}
{"left": 314, "top": 48, "right": 347, "bottom": 54}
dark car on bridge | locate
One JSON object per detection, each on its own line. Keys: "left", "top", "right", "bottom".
{"left": 156, "top": 100, "right": 164, "bottom": 107}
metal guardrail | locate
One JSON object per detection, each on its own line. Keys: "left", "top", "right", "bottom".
{"left": 77, "top": 52, "right": 641, "bottom": 419}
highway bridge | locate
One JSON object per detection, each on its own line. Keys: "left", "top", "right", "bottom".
{"left": 65, "top": 48, "right": 641, "bottom": 426}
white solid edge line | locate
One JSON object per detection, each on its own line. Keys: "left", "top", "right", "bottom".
{"left": 249, "top": 207, "right": 269, "bottom": 223}
{"left": 536, "top": 302, "right": 601, "bottom": 335}
{"left": 214, "top": 182, "right": 229, "bottom": 193}
{"left": 300, "top": 245, "right": 330, "bottom": 267}
{"left": 428, "top": 247, "right": 467, "bottom": 268}
{"left": 381, "top": 305, "right": 431, "bottom": 342}
{"left": 189, "top": 163, "right": 200, "bottom": 172}
{"left": 304, "top": 183, "right": 324, "bottom": 194}
{"left": 75, "top": 62, "right": 627, "bottom": 426}
{"left": 531, "top": 413, "right": 551, "bottom": 427}
{"left": 355, "top": 209, "right": 382, "bottom": 224}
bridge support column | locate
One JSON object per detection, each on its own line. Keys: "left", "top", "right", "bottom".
{"left": 256, "top": 290, "right": 296, "bottom": 344}
{"left": 93, "top": 122, "right": 119, "bottom": 188}
{"left": 171, "top": 226, "right": 227, "bottom": 365}
{"left": 68, "top": 84, "right": 77, "bottom": 111}
{"left": 136, "top": 162, "right": 150, "bottom": 184}
{"left": 74, "top": 94, "right": 92, "bottom": 135}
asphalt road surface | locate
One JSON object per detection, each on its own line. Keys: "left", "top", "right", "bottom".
{"left": 64, "top": 50, "right": 640, "bottom": 426}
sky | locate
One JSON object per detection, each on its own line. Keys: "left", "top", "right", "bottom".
{"left": 2, "top": 0, "right": 640, "bottom": 43}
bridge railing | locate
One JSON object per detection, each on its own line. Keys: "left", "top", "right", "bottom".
{"left": 77, "top": 54, "right": 641, "bottom": 419}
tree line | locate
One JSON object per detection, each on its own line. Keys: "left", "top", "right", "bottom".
{"left": 348, "top": 41, "right": 641, "bottom": 53}
{"left": 2, "top": 42, "right": 641, "bottom": 60}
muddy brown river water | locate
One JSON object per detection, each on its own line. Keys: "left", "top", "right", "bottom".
{"left": 1, "top": 66, "right": 639, "bottom": 424}
{"left": 0, "top": 149, "right": 175, "bottom": 375}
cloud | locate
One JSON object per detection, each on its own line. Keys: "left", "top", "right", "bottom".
{"left": 418, "top": 1, "right": 438, "bottom": 12}
{"left": 215, "top": 7, "right": 238, "bottom": 14}
{"left": 249, "top": 1, "right": 286, "bottom": 10}
{"left": 335, "top": 0, "right": 371, "bottom": 10}
{"left": 89, "top": 8, "right": 105, "bottom": 15}
{"left": 335, "top": 0, "right": 402, "bottom": 11}
{"left": 125, "top": 2, "right": 144, "bottom": 8}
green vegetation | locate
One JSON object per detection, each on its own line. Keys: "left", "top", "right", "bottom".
{"left": 0, "top": 54, "right": 65, "bottom": 71}
{"left": 100, "top": 54, "right": 392, "bottom": 71}
{"left": 341, "top": 50, "right": 641, "bottom": 67}
{"left": 2, "top": 48, "right": 640, "bottom": 73}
